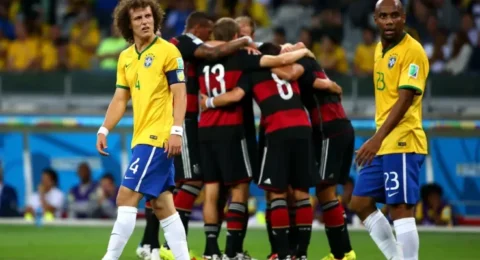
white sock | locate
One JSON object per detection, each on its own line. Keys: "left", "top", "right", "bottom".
{"left": 102, "top": 206, "right": 138, "bottom": 260}
{"left": 363, "top": 210, "right": 401, "bottom": 260}
{"left": 394, "top": 217, "right": 419, "bottom": 260}
{"left": 161, "top": 212, "right": 190, "bottom": 260}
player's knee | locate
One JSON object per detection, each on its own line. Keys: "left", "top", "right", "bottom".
{"left": 389, "top": 203, "right": 415, "bottom": 220}
{"left": 269, "top": 191, "right": 287, "bottom": 200}
{"left": 316, "top": 184, "right": 337, "bottom": 204}
{"left": 204, "top": 183, "right": 220, "bottom": 204}
{"left": 349, "top": 195, "right": 376, "bottom": 219}
{"left": 292, "top": 188, "right": 309, "bottom": 201}
{"left": 231, "top": 182, "right": 249, "bottom": 202}
{"left": 116, "top": 186, "right": 142, "bottom": 207}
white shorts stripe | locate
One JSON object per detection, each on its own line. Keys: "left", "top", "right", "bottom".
{"left": 240, "top": 138, "right": 252, "bottom": 177}
{"left": 181, "top": 122, "right": 192, "bottom": 179}
{"left": 320, "top": 138, "right": 330, "bottom": 179}
{"left": 402, "top": 153, "right": 407, "bottom": 203}
{"left": 258, "top": 146, "right": 268, "bottom": 185}
{"left": 135, "top": 147, "right": 156, "bottom": 192}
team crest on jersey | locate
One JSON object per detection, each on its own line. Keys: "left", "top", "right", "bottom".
{"left": 176, "top": 70, "right": 185, "bottom": 82}
{"left": 388, "top": 54, "right": 397, "bottom": 69}
{"left": 144, "top": 54, "right": 155, "bottom": 68}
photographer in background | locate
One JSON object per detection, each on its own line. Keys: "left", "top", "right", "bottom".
{"left": 93, "top": 173, "right": 118, "bottom": 219}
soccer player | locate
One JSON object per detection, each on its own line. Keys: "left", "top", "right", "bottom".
{"left": 137, "top": 11, "right": 259, "bottom": 260}
{"left": 197, "top": 18, "right": 314, "bottom": 260}
{"left": 201, "top": 42, "right": 315, "bottom": 260}
{"left": 351, "top": 1, "right": 429, "bottom": 260}
{"left": 96, "top": 1, "right": 189, "bottom": 260}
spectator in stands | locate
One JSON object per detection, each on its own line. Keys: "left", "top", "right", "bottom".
{"left": 298, "top": 27, "right": 321, "bottom": 57}
{"left": 164, "top": 0, "right": 195, "bottom": 39}
{"left": 461, "top": 13, "right": 479, "bottom": 47}
{"left": 68, "top": 162, "right": 98, "bottom": 218}
{"left": 93, "top": 173, "right": 118, "bottom": 219}
{"left": 0, "top": 162, "right": 19, "bottom": 217}
{"left": 429, "top": 30, "right": 450, "bottom": 73}
{"left": 39, "top": 25, "right": 60, "bottom": 71}
{"left": 6, "top": 21, "right": 40, "bottom": 71}
{"left": 445, "top": 31, "right": 473, "bottom": 75}
{"left": 68, "top": 4, "right": 100, "bottom": 69}
{"left": 24, "top": 168, "right": 64, "bottom": 220}
{"left": 96, "top": 24, "right": 128, "bottom": 70}
{"left": 353, "top": 27, "right": 376, "bottom": 76}
{"left": 340, "top": 177, "right": 355, "bottom": 224}
{"left": 273, "top": 26, "right": 286, "bottom": 45}
{"left": 416, "top": 183, "right": 453, "bottom": 226}
{"left": 0, "top": 2, "right": 14, "bottom": 40}
{"left": 317, "top": 34, "right": 349, "bottom": 75}
{"left": 0, "top": 28, "right": 9, "bottom": 71}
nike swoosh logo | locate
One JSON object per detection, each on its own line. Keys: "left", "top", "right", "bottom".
{"left": 388, "top": 192, "right": 399, "bottom": 197}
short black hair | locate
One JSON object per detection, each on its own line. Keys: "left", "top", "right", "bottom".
{"left": 258, "top": 42, "right": 281, "bottom": 55}
{"left": 43, "top": 168, "right": 58, "bottom": 186}
{"left": 186, "top": 11, "right": 211, "bottom": 29}
{"left": 363, "top": 26, "right": 376, "bottom": 36}
{"left": 421, "top": 183, "right": 443, "bottom": 201}
{"left": 274, "top": 27, "right": 286, "bottom": 37}
{"left": 101, "top": 173, "right": 115, "bottom": 184}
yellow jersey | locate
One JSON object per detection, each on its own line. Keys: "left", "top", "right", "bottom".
{"left": 354, "top": 43, "right": 376, "bottom": 73}
{"left": 373, "top": 33, "right": 429, "bottom": 155}
{"left": 116, "top": 37, "right": 185, "bottom": 149}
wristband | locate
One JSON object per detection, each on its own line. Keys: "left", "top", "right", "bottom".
{"left": 206, "top": 97, "right": 216, "bottom": 108}
{"left": 97, "top": 126, "right": 109, "bottom": 136}
{"left": 171, "top": 126, "right": 183, "bottom": 136}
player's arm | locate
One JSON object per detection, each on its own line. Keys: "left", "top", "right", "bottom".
{"left": 373, "top": 50, "right": 428, "bottom": 142}
{"left": 202, "top": 73, "right": 250, "bottom": 110}
{"left": 271, "top": 64, "right": 305, "bottom": 81}
{"left": 194, "top": 36, "right": 253, "bottom": 60}
{"left": 313, "top": 78, "right": 342, "bottom": 95}
{"left": 259, "top": 48, "right": 315, "bottom": 68}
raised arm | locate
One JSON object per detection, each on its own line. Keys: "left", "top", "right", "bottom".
{"left": 272, "top": 64, "right": 305, "bottom": 81}
{"left": 194, "top": 36, "right": 252, "bottom": 60}
{"left": 259, "top": 48, "right": 314, "bottom": 68}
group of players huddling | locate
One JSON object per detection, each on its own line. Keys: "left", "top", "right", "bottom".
{"left": 96, "top": 0, "right": 429, "bottom": 260}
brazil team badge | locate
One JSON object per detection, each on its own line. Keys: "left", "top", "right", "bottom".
{"left": 144, "top": 54, "right": 155, "bottom": 68}
{"left": 388, "top": 54, "right": 397, "bottom": 69}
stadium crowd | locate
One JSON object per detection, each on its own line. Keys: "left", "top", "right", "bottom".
{"left": 0, "top": 0, "right": 479, "bottom": 74}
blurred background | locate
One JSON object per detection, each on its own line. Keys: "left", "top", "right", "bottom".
{"left": 0, "top": 0, "right": 479, "bottom": 228}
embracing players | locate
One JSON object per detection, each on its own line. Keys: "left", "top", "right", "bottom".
{"left": 197, "top": 18, "right": 315, "bottom": 260}
{"left": 97, "top": 1, "right": 190, "bottom": 260}
{"left": 351, "top": 1, "right": 429, "bottom": 260}
{"left": 137, "top": 11, "right": 260, "bottom": 260}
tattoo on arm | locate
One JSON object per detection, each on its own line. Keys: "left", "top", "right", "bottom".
{"left": 195, "top": 38, "right": 249, "bottom": 60}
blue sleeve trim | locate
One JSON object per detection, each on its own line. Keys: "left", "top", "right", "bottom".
{"left": 166, "top": 69, "right": 186, "bottom": 86}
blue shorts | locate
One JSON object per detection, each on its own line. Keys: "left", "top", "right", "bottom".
{"left": 353, "top": 153, "right": 425, "bottom": 205}
{"left": 122, "top": 144, "right": 175, "bottom": 200}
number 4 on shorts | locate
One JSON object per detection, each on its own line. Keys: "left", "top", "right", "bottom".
{"left": 129, "top": 158, "right": 140, "bottom": 174}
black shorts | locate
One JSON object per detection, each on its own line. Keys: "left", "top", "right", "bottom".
{"left": 313, "top": 127, "right": 355, "bottom": 185}
{"left": 199, "top": 138, "right": 253, "bottom": 185}
{"left": 257, "top": 137, "right": 314, "bottom": 192}
{"left": 174, "top": 119, "right": 202, "bottom": 183}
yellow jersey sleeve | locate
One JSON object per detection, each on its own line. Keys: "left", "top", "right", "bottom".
{"left": 163, "top": 44, "right": 186, "bottom": 86}
{"left": 398, "top": 47, "right": 429, "bottom": 95}
{"left": 116, "top": 52, "right": 128, "bottom": 89}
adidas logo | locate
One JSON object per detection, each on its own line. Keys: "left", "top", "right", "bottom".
{"left": 263, "top": 178, "right": 271, "bottom": 184}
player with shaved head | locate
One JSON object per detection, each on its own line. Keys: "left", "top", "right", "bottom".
{"left": 350, "top": 1, "right": 429, "bottom": 260}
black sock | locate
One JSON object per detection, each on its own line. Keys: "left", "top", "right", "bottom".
{"left": 322, "top": 200, "right": 346, "bottom": 259}
{"left": 295, "top": 199, "right": 313, "bottom": 258}
{"left": 288, "top": 207, "right": 297, "bottom": 255}
{"left": 271, "top": 199, "right": 290, "bottom": 259}
{"left": 341, "top": 213, "right": 353, "bottom": 253}
{"left": 204, "top": 223, "right": 221, "bottom": 256}
{"left": 177, "top": 209, "right": 191, "bottom": 235}
{"left": 265, "top": 203, "right": 275, "bottom": 255}
{"left": 141, "top": 207, "right": 160, "bottom": 249}
{"left": 239, "top": 203, "right": 249, "bottom": 253}
{"left": 225, "top": 202, "right": 246, "bottom": 257}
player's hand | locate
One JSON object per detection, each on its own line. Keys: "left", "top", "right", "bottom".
{"left": 330, "top": 81, "right": 343, "bottom": 95}
{"left": 245, "top": 46, "right": 261, "bottom": 55}
{"left": 165, "top": 134, "right": 182, "bottom": 158}
{"left": 200, "top": 94, "right": 209, "bottom": 111}
{"left": 96, "top": 133, "right": 109, "bottom": 156}
{"left": 305, "top": 50, "right": 316, "bottom": 59}
{"left": 280, "top": 43, "right": 294, "bottom": 53}
{"left": 355, "top": 136, "right": 382, "bottom": 166}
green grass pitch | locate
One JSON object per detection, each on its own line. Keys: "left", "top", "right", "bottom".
{"left": 0, "top": 225, "right": 478, "bottom": 259}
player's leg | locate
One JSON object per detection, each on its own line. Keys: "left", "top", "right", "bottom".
{"left": 257, "top": 137, "right": 291, "bottom": 260}
{"left": 200, "top": 141, "right": 222, "bottom": 259}
{"left": 102, "top": 145, "right": 151, "bottom": 260}
{"left": 220, "top": 138, "right": 252, "bottom": 259}
{"left": 137, "top": 200, "right": 160, "bottom": 259}
{"left": 290, "top": 138, "right": 315, "bottom": 260}
{"left": 384, "top": 153, "right": 425, "bottom": 260}
{"left": 316, "top": 133, "right": 355, "bottom": 260}
{"left": 286, "top": 187, "right": 298, "bottom": 257}
{"left": 350, "top": 156, "right": 402, "bottom": 260}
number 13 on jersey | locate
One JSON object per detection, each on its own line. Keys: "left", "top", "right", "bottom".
{"left": 203, "top": 64, "right": 226, "bottom": 97}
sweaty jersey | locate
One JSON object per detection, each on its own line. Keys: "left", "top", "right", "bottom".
{"left": 169, "top": 33, "right": 203, "bottom": 118}
{"left": 116, "top": 37, "right": 186, "bottom": 148}
{"left": 373, "top": 33, "right": 429, "bottom": 155}
{"left": 240, "top": 69, "right": 311, "bottom": 138}
{"left": 296, "top": 57, "right": 348, "bottom": 136}
{"left": 197, "top": 50, "right": 262, "bottom": 140}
